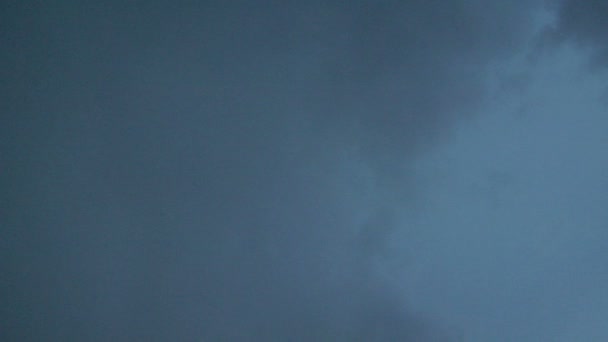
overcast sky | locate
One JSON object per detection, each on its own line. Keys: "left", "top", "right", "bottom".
{"left": 2, "top": 1, "right": 608, "bottom": 341}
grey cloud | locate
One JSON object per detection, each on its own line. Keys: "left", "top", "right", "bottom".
{"left": 2, "top": 1, "right": 545, "bottom": 341}
{"left": 548, "top": 0, "right": 608, "bottom": 65}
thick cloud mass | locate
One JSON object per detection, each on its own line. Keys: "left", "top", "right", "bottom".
{"left": 6, "top": 1, "right": 603, "bottom": 341}
{"left": 551, "top": 0, "right": 608, "bottom": 64}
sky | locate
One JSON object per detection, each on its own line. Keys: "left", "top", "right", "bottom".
{"left": 2, "top": 1, "right": 607, "bottom": 341}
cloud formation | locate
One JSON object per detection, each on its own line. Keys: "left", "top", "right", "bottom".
{"left": 1, "top": 1, "right": 564, "bottom": 341}
{"left": 549, "top": 0, "right": 608, "bottom": 64}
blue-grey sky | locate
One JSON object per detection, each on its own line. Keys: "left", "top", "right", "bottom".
{"left": 2, "top": 1, "right": 607, "bottom": 341}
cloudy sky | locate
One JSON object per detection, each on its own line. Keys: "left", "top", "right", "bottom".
{"left": 2, "top": 1, "right": 607, "bottom": 341}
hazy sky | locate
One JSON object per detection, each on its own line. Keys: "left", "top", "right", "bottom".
{"left": 2, "top": 1, "right": 607, "bottom": 341}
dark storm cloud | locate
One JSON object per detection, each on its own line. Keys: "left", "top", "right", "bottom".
{"left": 2, "top": 1, "right": 542, "bottom": 340}
{"left": 549, "top": 0, "right": 608, "bottom": 65}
